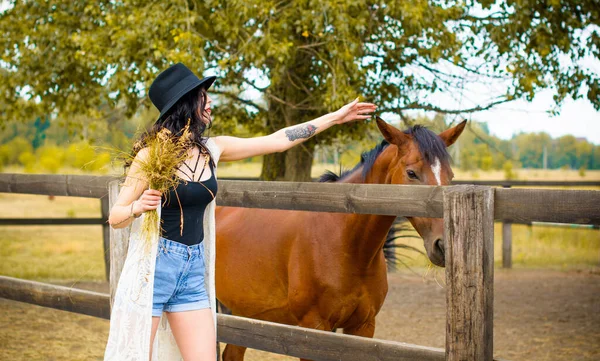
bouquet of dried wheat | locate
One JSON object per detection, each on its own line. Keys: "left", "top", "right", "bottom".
{"left": 133, "top": 123, "right": 193, "bottom": 252}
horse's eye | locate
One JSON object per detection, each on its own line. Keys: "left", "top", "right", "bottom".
{"left": 407, "top": 170, "right": 418, "bottom": 180}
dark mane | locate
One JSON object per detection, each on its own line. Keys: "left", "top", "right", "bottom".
{"left": 319, "top": 140, "right": 390, "bottom": 182}
{"left": 319, "top": 125, "right": 450, "bottom": 183}
{"left": 406, "top": 125, "right": 450, "bottom": 166}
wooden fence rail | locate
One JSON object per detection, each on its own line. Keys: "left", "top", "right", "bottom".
{"left": 218, "top": 177, "right": 600, "bottom": 188}
{"left": 0, "top": 275, "right": 447, "bottom": 361}
{"left": 2, "top": 173, "right": 600, "bottom": 273}
{"left": 2, "top": 174, "right": 598, "bottom": 224}
{"left": 0, "top": 275, "right": 110, "bottom": 319}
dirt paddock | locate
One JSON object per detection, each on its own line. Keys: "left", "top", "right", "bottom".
{"left": 1, "top": 268, "right": 598, "bottom": 361}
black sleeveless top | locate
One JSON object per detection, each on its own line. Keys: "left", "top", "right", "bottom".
{"left": 160, "top": 160, "right": 217, "bottom": 246}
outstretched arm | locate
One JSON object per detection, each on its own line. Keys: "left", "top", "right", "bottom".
{"left": 214, "top": 98, "right": 376, "bottom": 162}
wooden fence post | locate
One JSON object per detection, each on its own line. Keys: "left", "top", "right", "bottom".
{"left": 444, "top": 185, "right": 494, "bottom": 361}
{"left": 107, "top": 179, "right": 130, "bottom": 309}
{"left": 501, "top": 185, "right": 512, "bottom": 269}
{"left": 502, "top": 221, "right": 512, "bottom": 269}
{"left": 100, "top": 196, "right": 111, "bottom": 281}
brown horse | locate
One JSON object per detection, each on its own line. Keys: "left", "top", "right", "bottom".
{"left": 215, "top": 117, "right": 466, "bottom": 361}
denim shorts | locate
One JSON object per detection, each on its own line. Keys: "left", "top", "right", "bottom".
{"left": 152, "top": 236, "right": 210, "bottom": 317}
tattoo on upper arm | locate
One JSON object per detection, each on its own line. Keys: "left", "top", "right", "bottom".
{"left": 285, "top": 124, "right": 317, "bottom": 141}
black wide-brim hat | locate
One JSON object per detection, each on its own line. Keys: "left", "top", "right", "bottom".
{"left": 149, "top": 63, "right": 216, "bottom": 121}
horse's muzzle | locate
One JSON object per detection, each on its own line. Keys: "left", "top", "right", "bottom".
{"left": 431, "top": 239, "right": 446, "bottom": 267}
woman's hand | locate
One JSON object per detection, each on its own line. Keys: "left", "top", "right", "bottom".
{"left": 332, "top": 98, "right": 377, "bottom": 125}
{"left": 132, "top": 189, "right": 162, "bottom": 215}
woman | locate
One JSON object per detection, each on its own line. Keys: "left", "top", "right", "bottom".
{"left": 104, "top": 63, "right": 376, "bottom": 361}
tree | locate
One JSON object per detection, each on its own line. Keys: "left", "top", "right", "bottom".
{"left": 32, "top": 116, "right": 50, "bottom": 150}
{"left": 2, "top": 1, "right": 598, "bottom": 180}
{"left": 514, "top": 132, "right": 552, "bottom": 168}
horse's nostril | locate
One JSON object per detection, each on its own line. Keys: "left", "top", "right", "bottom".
{"left": 435, "top": 239, "right": 445, "bottom": 255}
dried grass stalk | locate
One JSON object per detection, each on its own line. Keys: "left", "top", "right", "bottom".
{"left": 135, "top": 122, "right": 193, "bottom": 252}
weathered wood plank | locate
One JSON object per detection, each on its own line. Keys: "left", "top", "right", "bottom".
{"left": 0, "top": 173, "right": 116, "bottom": 198}
{"left": 444, "top": 185, "right": 494, "bottom": 361}
{"left": 219, "top": 315, "right": 444, "bottom": 361}
{"left": 101, "top": 196, "right": 111, "bottom": 282}
{"left": 107, "top": 180, "right": 131, "bottom": 309}
{"left": 217, "top": 180, "right": 444, "bottom": 218}
{"left": 0, "top": 275, "right": 110, "bottom": 319}
{"left": 495, "top": 188, "right": 600, "bottom": 224}
{"left": 0, "top": 218, "right": 104, "bottom": 225}
{"left": 2, "top": 173, "right": 599, "bottom": 224}
{"left": 1, "top": 276, "right": 511, "bottom": 361}
{"left": 0, "top": 275, "right": 444, "bottom": 361}
{"left": 502, "top": 222, "right": 512, "bottom": 269}
{"left": 221, "top": 177, "right": 600, "bottom": 187}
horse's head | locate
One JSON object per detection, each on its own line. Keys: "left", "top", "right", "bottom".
{"left": 374, "top": 117, "right": 466, "bottom": 267}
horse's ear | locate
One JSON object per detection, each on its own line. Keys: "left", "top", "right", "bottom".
{"left": 375, "top": 116, "right": 409, "bottom": 146}
{"left": 438, "top": 120, "right": 467, "bottom": 147}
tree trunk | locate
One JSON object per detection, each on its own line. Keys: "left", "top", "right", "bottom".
{"left": 261, "top": 152, "right": 286, "bottom": 181}
{"left": 260, "top": 52, "right": 318, "bottom": 181}
{"left": 261, "top": 129, "right": 315, "bottom": 182}
{"left": 260, "top": 93, "right": 288, "bottom": 181}
{"left": 284, "top": 140, "right": 315, "bottom": 182}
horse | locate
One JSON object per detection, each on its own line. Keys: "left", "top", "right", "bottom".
{"left": 215, "top": 117, "right": 466, "bottom": 361}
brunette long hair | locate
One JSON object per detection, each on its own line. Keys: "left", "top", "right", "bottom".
{"left": 124, "top": 86, "right": 214, "bottom": 171}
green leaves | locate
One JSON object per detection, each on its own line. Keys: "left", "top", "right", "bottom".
{"left": 1, "top": 0, "right": 598, "bottom": 150}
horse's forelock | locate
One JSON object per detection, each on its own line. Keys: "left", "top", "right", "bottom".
{"left": 404, "top": 125, "right": 451, "bottom": 167}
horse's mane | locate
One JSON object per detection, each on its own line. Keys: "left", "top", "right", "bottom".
{"left": 408, "top": 125, "right": 450, "bottom": 166}
{"left": 319, "top": 125, "right": 450, "bottom": 183}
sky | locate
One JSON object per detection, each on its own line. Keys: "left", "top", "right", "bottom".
{"left": 405, "top": 89, "right": 600, "bottom": 145}
{"left": 472, "top": 92, "right": 599, "bottom": 144}
{"left": 398, "top": 52, "right": 600, "bottom": 145}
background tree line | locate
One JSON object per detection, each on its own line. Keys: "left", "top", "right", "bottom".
{"left": 1, "top": 110, "right": 597, "bottom": 176}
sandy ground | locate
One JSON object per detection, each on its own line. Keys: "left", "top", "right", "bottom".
{"left": 1, "top": 268, "right": 599, "bottom": 361}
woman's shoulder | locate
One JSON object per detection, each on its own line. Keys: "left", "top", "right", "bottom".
{"left": 205, "top": 137, "right": 223, "bottom": 161}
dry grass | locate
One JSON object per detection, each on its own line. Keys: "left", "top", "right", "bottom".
{"left": 0, "top": 193, "right": 105, "bottom": 282}
{"left": 453, "top": 168, "right": 600, "bottom": 181}
{"left": 390, "top": 222, "right": 600, "bottom": 271}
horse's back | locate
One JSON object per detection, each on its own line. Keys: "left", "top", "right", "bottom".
{"left": 215, "top": 206, "right": 298, "bottom": 320}
{"left": 215, "top": 207, "right": 388, "bottom": 330}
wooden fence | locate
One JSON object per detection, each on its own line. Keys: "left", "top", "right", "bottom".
{"left": 1, "top": 173, "right": 599, "bottom": 360}
{"left": 1, "top": 173, "right": 597, "bottom": 276}
{"left": 222, "top": 177, "right": 600, "bottom": 269}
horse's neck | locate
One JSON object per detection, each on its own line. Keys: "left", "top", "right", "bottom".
{"left": 336, "top": 146, "right": 397, "bottom": 268}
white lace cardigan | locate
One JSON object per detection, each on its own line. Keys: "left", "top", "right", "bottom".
{"left": 104, "top": 138, "right": 221, "bottom": 361}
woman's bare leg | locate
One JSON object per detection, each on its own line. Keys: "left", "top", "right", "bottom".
{"left": 149, "top": 316, "right": 161, "bottom": 361}
{"left": 167, "top": 308, "right": 215, "bottom": 361}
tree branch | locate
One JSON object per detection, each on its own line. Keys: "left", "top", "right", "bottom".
{"left": 297, "top": 41, "right": 329, "bottom": 49}
{"left": 243, "top": 78, "right": 323, "bottom": 111}
{"left": 379, "top": 97, "right": 512, "bottom": 114}
{"left": 466, "top": 121, "right": 516, "bottom": 162}
{"left": 286, "top": 70, "right": 313, "bottom": 96}
{"left": 211, "top": 90, "right": 268, "bottom": 112}
{"left": 243, "top": 78, "right": 269, "bottom": 92}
